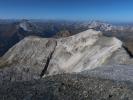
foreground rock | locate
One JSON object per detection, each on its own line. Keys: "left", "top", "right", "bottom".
{"left": 0, "top": 74, "right": 133, "bottom": 100}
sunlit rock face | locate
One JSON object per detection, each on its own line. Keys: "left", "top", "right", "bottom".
{"left": 0, "top": 29, "right": 128, "bottom": 82}
{"left": 46, "top": 29, "right": 122, "bottom": 75}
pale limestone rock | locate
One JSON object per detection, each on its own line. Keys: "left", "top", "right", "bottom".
{"left": 0, "top": 29, "right": 127, "bottom": 82}
{"left": 46, "top": 30, "right": 122, "bottom": 75}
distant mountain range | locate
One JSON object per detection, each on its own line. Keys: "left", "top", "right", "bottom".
{"left": 0, "top": 19, "right": 133, "bottom": 56}
{"left": 0, "top": 20, "right": 87, "bottom": 56}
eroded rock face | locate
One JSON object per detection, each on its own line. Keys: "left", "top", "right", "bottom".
{"left": 46, "top": 30, "right": 122, "bottom": 75}
{"left": 0, "top": 29, "right": 128, "bottom": 82}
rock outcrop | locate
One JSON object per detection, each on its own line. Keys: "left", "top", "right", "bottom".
{"left": 0, "top": 29, "right": 131, "bottom": 82}
{"left": 46, "top": 30, "right": 122, "bottom": 75}
{"left": 0, "top": 36, "right": 57, "bottom": 82}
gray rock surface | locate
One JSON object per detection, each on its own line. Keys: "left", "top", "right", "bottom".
{"left": 0, "top": 74, "right": 133, "bottom": 100}
{"left": 82, "top": 64, "right": 133, "bottom": 83}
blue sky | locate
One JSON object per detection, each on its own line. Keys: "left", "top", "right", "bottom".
{"left": 0, "top": 0, "right": 133, "bottom": 22}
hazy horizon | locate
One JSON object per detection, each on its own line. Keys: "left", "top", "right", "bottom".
{"left": 0, "top": 0, "right": 133, "bottom": 23}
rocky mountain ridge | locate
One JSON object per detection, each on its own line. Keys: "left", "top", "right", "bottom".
{"left": 0, "top": 29, "right": 132, "bottom": 83}
{"left": 0, "top": 29, "right": 133, "bottom": 100}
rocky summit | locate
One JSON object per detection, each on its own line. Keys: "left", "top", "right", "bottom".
{"left": 0, "top": 29, "right": 133, "bottom": 99}
{"left": 47, "top": 30, "right": 122, "bottom": 75}
{"left": 0, "top": 29, "right": 127, "bottom": 82}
